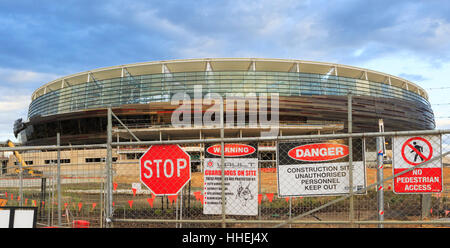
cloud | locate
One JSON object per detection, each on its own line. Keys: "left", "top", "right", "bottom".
{"left": 1, "top": 0, "right": 449, "bottom": 72}
{"left": 0, "top": 95, "right": 30, "bottom": 112}
{"left": 436, "top": 119, "right": 450, "bottom": 130}
{"left": 295, "top": 0, "right": 450, "bottom": 65}
{"left": 0, "top": 0, "right": 450, "bottom": 143}
{"left": 0, "top": 94, "right": 29, "bottom": 142}
{"left": 0, "top": 68, "right": 51, "bottom": 142}
{"left": 0, "top": 67, "right": 59, "bottom": 84}
{"left": 398, "top": 73, "right": 428, "bottom": 82}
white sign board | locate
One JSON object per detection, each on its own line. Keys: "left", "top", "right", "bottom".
{"left": 0, "top": 210, "right": 10, "bottom": 228}
{"left": 203, "top": 144, "right": 258, "bottom": 216}
{"left": 278, "top": 161, "right": 365, "bottom": 196}
{"left": 0, "top": 208, "right": 36, "bottom": 228}
{"left": 13, "top": 210, "right": 35, "bottom": 228}
{"left": 277, "top": 141, "right": 366, "bottom": 197}
{"left": 392, "top": 135, "right": 443, "bottom": 193}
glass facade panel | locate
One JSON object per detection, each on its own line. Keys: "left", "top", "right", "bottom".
{"left": 28, "top": 71, "right": 430, "bottom": 118}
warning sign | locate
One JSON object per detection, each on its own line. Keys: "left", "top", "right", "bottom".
{"left": 393, "top": 135, "right": 443, "bottom": 194}
{"left": 277, "top": 140, "right": 366, "bottom": 197}
{"left": 203, "top": 143, "right": 258, "bottom": 216}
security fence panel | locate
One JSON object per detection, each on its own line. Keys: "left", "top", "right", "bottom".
{"left": 0, "top": 148, "right": 50, "bottom": 226}
{"left": 0, "top": 145, "right": 107, "bottom": 228}
{"left": 1, "top": 129, "right": 449, "bottom": 228}
{"left": 110, "top": 141, "right": 216, "bottom": 228}
{"left": 349, "top": 134, "right": 449, "bottom": 227}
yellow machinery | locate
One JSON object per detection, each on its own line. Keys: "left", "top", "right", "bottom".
{"left": 7, "top": 140, "right": 42, "bottom": 177}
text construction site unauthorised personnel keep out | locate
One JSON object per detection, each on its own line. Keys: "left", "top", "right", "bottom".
{"left": 277, "top": 141, "right": 366, "bottom": 197}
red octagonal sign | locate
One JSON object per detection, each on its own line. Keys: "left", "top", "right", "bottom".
{"left": 140, "top": 144, "right": 191, "bottom": 196}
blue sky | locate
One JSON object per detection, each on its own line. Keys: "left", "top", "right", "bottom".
{"left": 1, "top": 0, "right": 450, "bottom": 142}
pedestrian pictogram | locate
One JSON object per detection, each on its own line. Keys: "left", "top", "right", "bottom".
{"left": 393, "top": 135, "right": 442, "bottom": 194}
{"left": 401, "top": 137, "right": 433, "bottom": 166}
{"left": 411, "top": 142, "right": 423, "bottom": 162}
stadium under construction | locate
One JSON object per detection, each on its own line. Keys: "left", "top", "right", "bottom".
{"left": 1, "top": 58, "right": 435, "bottom": 179}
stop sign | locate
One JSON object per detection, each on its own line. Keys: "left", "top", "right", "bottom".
{"left": 140, "top": 144, "right": 191, "bottom": 196}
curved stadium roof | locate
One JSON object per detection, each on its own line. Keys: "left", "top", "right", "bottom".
{"left": 31, "top": 58, "right": 428, "bottom": 101}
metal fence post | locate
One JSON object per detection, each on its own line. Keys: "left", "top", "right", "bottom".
{"left": 220, "top": 100, "right": 226, "bottom": 228}
{"left": 422, "top": 194, "right": 431, "bottom": 220}
{"left": 376, "top": 136, "right": 384, "bottom": 227}
{"left": 57, "top": 132, "right": 62, "bottom": 227}
{"left": 289, "top": 197, "right": 292, "bottom": 228}
{"left": 180, "top": 190, "right": 183, "bottom": 228}
{"left": 106, "top": 107, "right": 113, "bottom": 227}
{"left": 347, "top": 92, "right": 354, "bottom": 227}
{"left": 258, "top": 148, "right": 262, "bottom": 228}
{"left": 19, "top": 153, "right": 23, "bottom": 207}
{"left": 175, "top": 193, "right": 179, "bottom": 228}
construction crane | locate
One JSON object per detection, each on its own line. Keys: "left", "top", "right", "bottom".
{"left": 7, "top": 140, "right": 42, "bottom": 177}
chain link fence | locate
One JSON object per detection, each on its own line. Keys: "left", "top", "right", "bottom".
{"left": 1, "top": 125, "right": 449, "bottom": 228}
{"left": 109, "top": 132, "right": 449, "bottom": 228}
{"left": 0, "top": 144, "right": 109, "bottom": 228}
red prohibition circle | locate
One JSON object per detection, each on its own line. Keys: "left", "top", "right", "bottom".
{"left": 401, "top": 137, "right": 433, "bottom": 166}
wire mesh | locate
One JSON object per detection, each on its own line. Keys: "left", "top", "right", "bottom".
{"left": 0, "top": 131, "right": 449, "bottom": 228}
{"left": 0, "top": 147, "right": 107, "bottom": 228}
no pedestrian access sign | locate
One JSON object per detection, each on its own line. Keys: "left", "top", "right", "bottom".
{"left": 392, "top": 135, "right": 443, "bottom": 194}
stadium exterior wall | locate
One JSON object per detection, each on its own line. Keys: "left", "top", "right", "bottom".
{"left": 14, "top": 58, "right": 435, "bottom": 145}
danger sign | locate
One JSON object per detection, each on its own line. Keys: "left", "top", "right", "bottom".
{"left": 393, "top": 135, "right": 442, "bottom": 194}
{"left": 287, "top": 143, "right": 349, "bottom": 162}
{"left": 277, "top": 140, "right": 366, "bottom": 197}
